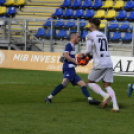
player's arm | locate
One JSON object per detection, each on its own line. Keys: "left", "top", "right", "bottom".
{"left": 84, "top": 39, "right": 93, "bottom": 56}
{"left": 64, "top": 52, "right": 77, "bottom": 64}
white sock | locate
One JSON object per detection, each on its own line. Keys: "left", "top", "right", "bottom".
{"left": 88, "top": 97, "right": 93, "bottom": 101}
{"left": 48, "top": 94, "right": 53, "bottom": 99}
{"left": 132, "top": 84, "right": 134, "bottom": 89}
{"left": 88, "top": 83, "right": 108, "bottom": 98}
{"left": 105, "top": 86, "right": 118, "bottom": 108}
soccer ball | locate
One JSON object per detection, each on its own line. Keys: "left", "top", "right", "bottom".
{"left": 77, "top": 55, "right": 90, "bottom": 66}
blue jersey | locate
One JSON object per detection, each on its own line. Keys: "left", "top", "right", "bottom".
{"left": 63, "top": 43, "right": 76, "bottom": 71}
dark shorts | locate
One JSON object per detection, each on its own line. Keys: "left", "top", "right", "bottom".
{"left": 63, "top": 69, "right": 81, "bottom": 86}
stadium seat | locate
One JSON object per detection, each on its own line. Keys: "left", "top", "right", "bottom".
{"left": 54, "top": 19, "right": 64, "bottom": 28}
{"left": 0, "top": 0, "right": 6, "bottom": 5}
{"left": 92, "top": 0, "right": 102, "bottom": 9}
{"left": 1, "top": 16, "right": 6, "bottom": 18}
{"left": 71, "top": 0, "right": 81, "bottom": 9}
{"left": 63, "top": 8, "right": 73, "bottom": 19}
{"left": 102, "top": 0, "right": 113, "bottom": 9}
{"left": 81, "top": 30, "right": 88, "bottom": 40}
{"left": 119, "top": 21, "right": 130, "bottom": 31}
{"left": 113, "top": 0, "right": 124, "bottom": 9}
{"left": 81, "top": 0, "right": 92, "bottom": 9}
{"left": 84, "top": 23, "right": 90, "bottom": 30}
{"left": 35, "top": 28, "right": 45, "bottom": 38}
{"left": 124, "top": 0, "right": 134, "bottom": 11}
{"left": 99, "top": 20, "right": 107, "bottom": 29}
{"left": 83, "top": 9, "right": 94, "bottom": 19}
{"left": 4, "top": 0, "right": 15, "bottom": 5}
{"left": 60, "top": 0, "right": 71, "bottom": 8}
{"left": 122, "top": 32, "right": 132, "bottom": 43}
{"left": 73, "top": 9, "right": 83, "bottom": 19}
{"left": 52, "top": 8, "right": 63, "bottom": 18}
{"left": 43, "top": 18, "right": 53, "bottom": 28}
{"left": 5, "top": 7, "right": 16, "bottom": 16}
{"left": 65, "top": 30, "right": 77, "bottom": 39}
{"left": 105, "top": 10, "right": 116, "bottom": 19}
{"left": 110, "top": 32, "right": 121, "bottom": 42}
{"left": 94, "top": 10, "right": 105, "bottom": 19}
{"left": 108, "top": 20, "right": 119, "bottom": 31}
{"left": 55, "top": 29, "right": 67, "bottom": 39}
{"left": 116, "top": 10, "right": 127, "bottom": 20}
{"left": 0, "top": 6, "right": 6, "bottom": 14}
{"left": 64, "top": 19, "right": 75, "bottom": 28}
{"left": 14, "top": 0, "right": 25, "bottom": 6}
{"left": 127, "top": 11, "right": 134, "bottom": 21}
{"left": 45, "top": 29, "right": 56, "bottom": 39}
{"left": 79, "top": 19, "right": 86, "bottom": 29}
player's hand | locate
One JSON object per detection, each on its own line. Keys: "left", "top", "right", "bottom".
{"left": 79, "top": 53, "right": 85, "bottom": 59}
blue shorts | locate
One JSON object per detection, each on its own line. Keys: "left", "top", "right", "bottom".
{"left": 63, "top": 69, "right": 81, "bottom": 86}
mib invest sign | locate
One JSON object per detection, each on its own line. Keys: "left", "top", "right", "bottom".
{"left": 0, "top": 50, "right": 134, "bottom": 75}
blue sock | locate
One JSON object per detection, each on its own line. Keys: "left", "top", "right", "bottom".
{"left": 81, "top": 86, "right": 90, "bottom": 98}
{"left": 51, "top": 84, "right": 64, "bottom": 96}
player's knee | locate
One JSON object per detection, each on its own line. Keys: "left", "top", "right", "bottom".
{"left": 62, "top": 80, "right": 69, "bottom": 88}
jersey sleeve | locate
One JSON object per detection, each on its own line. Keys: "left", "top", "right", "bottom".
{"left": 84, "top": 34, "right": 93, "bottom": 55}
{"left": 64, "top": 43, "right": 72, "bottom": 53}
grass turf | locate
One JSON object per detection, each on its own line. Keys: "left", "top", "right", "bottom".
{"left": 0, "top": 68, "right": 134, "bottom": 134}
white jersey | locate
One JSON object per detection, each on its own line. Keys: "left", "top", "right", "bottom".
{"left": 85, "top": 30, "right": 113, "bottom": 70}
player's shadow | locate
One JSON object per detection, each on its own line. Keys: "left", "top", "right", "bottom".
{"left": 72, "top": 98, "right": 93, "bottom": 102}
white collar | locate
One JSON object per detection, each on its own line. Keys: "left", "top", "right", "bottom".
{"left": 70, "top": 42, "right": 74, "bottom": 48}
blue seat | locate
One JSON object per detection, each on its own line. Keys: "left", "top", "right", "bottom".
{"left": 45, "top": 29, "right": 56, "bottom": 39}
{"left": 64, "top": 19, "right": 75, "bottom": 28}
{"left": 60, "top": 0, "right": 71, "bottom": 8}
{"left": 35, "top": 28, "right": 45, "bottom": 38}
{"left": 92, "top": 0, "right": 102, "bottom": 9}
{"left": 81, "top": 30, "right": 88, "bottom": 39}
{"left": 82, "top": 0, "right": 92, "bottom": 8}
{"left": 73, "top": 9, "right": 84, "bottom": 18}
{"left": 1, "top": 16, "right": 6, "bottom": 18}
{"left": 43, "top": 18, "right": 53, "bottom": 27}
{"left": 122, "top": 32, "right": 132, "bottom": 42}
{"left": 55, "top": 29, "right": 67, "bottom": 39}
{"left": 124, "top": 0, "right": 134, "bottom": 10}
{"left": 127, "top": 11, "right": 134, "bottom": 21}
{"left": 71, "top": 0, "right": 81, "bottom": 9}
{"left": 0, "top": 0, "right": 5, "bottom": 5}
{"left": 65, "top": 30, "right": 77, "bottom": 39}
{"left": 54, "top": 19, "right": 64, "bottom": 28}
{"left": 63, "top": 8, "right": 73, "bottom": 18}
{"left": 119, "top": 21, "right": 130, "bottom": 31}
{"left": 108, "top": 20, "right": 119, "bottom": 31}
{"left": 80, "top": 19, "right": 86, "bottom": 28}
{"left": 6, "top": 7, "right": 16, "bottom": 16}
{"left": 116, "top": 10, "right": 127, "bottom": 20}
{"left": 110, "top": 32, "right": 121, "bottom": 41}
{"left": 83, "top": 9, "right": 94, "bottom": 19}
{"left": 52, "top": 8, "right": 63, "bottom": 18}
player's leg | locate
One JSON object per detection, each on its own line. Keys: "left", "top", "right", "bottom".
{"left": 77, "top": 79, "right": 101, "bottom": 105}
{"left": 103, "top": 69, "right": 119, "bottom": 112}
{"left": 45, "top": 78, "right": 69, "bottom": 103}
{"left": 87, "top": 69, "right": 110, "bottom": 105}
{"left": 128, "top": 83, "right": 134, "bottom": 97}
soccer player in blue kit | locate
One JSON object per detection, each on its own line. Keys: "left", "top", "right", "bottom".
{"left": 45, "top": 32, "right": 100, "bottom": 105}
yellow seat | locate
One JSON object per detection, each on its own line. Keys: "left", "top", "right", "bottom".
{"left": 94, "top": 10, "right": 105, "bottom": 19}
{"left": 0, "top": 6, "right": 6, "bottom": 14}
{"left": 84, "top": 23, "right": 90, "bottom": 29}
{"left": 102, "top": 0, "right": 113, "bottom": 9}
{"left": 105, "top": 10, "right": 116, "bottom": 19}
{"left": 14, "top": 0, "right": 25, "bottom": 6}
{"left": 99, "top": 20, "right": 107, "bottom": 29}
{"left": 4, "top": 0, "right": 15, "bottom": 5}
{"left": 113, "top": 0, "right": 124, "bottom": 9}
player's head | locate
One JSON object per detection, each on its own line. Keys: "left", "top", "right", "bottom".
{"left": 89, "top": 18, "right": 101, "bottom": 32}
{"left": 70, "top": 32, "right": 80, "bottom": 45}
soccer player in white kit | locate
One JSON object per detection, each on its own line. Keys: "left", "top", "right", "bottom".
{"left": 81, "top": 18, "right": 119, "bottom": 112}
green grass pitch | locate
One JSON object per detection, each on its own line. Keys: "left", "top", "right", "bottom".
{"left": 0, "top": 68, "right": 134, "bottom": 134}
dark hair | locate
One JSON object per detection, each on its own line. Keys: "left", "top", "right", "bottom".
{"left": 70, "top": 32, "right": 79, "bottom": 39}
{"left": 89, "top": 18, "right": 101, "bottom": 28}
